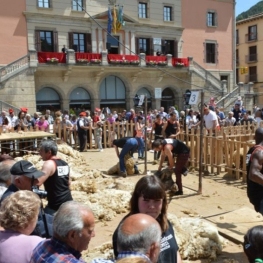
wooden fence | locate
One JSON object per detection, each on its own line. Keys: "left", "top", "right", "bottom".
{"left": 0, "top": 122, "right": 259, "bottom": 181}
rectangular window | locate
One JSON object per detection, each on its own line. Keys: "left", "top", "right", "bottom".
{"left": 206, "top": 43, "right": 216, "bottom": 64}
{"left": 248, "top": 25, "right": 257, "bottom": 41}
{"left": 40, "top": 31, "right": 54, "bottom": 52}
{"left": 73, "top": 33, "right": 86, "bottom": 52}
{"left": 249, "top": 66, "right": 257, "bottom": 82}
{"left": 164, "top": 6, "right": 172, "bottom": 21}
{"left": 72, "top": 0, "right": 83, "bottom": 11}
{"left": 138, "top": 3, "right": 147, "bottom": 18}
{"left": 248, "top": 46, "right": 257, "bottom": 62}
{"left": 236, "top": 29, "right": 239, "bottom": 45}
{"left": 38, "top": 0, "right": 50, "bottom": 8}
{"left": 207, "top": 12, "right": 216, "bottom": 27}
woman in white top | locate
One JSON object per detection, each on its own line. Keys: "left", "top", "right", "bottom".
{"left": 185, "top": 109, "right": 197, "bottom": 131}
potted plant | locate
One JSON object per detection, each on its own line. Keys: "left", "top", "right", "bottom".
{"left": 109, "top": 59, "right": 121, "bottom": 65}
{"left": 146, "top": 61, "right": 158, "bottom": 66}
{"left": 46, "top": 58, "right": 59, "bottom": 64}
{"left": 77, "top": 58, "right": 89, "bottom": 64}
{"left": 130, "top": 60, "right": 140, "bottom": 65}
{"left": 120, "top": 59, "right": 130, "bottom": 65}
{"left": 157, "top": 61, "right": 168, "bottom": 66}
{"left": 175, "top": 62, "right": 185, "bottom": 68}
{"left": 90, "top": 59, "right": 101, "bottom": 64}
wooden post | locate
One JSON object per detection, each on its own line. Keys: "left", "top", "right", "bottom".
{"left": 144, "top": 95, "right": 148, "bottom": 174}
{"left": 198, "top": 90, "right": 204, "bottom": 194}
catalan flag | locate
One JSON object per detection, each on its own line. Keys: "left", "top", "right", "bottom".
{"left": 112, "top": 5, "right": 117, "bottom": 34}
{"left": 107, "top": 6, "right": 113, "bottom": 34}
{"left": 116, "top": 6, "right": 123, "bottom": 32}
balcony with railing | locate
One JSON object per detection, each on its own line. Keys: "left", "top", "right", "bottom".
{"left": 245, "top": 74, "right": 257, "bottom": 83}
{"left": 246, "top": 53, "right": 257, "bottom": 63}
{"left": 245, "top": 33, "right": 257, "bottom": 42}
{"left": 37, "top": 51, "right": 190, "bottom": 68}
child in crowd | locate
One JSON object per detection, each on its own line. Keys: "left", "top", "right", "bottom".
{"left": 95, "top": 122, "right": 103, "bottom": 152}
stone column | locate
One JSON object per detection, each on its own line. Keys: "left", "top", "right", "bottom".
{"left": 130, "top": 31, "right": 135, "bottom": 54}
{"left": 62, "top": 99, "right": 70, "bottom": 111}
{"left": 166, "top": 54, "right": 172, "bottom": 67}
{"left": 91, "top": 99, "right": 101, "bottom": 112}
{"left": 125, "top": 31, "right": 130, "bottom": 54}
{"left": 101, "top": 51, "right": 108, "bottom": 66}
{"left": 67, "top": 49, "right": 76, "bottom": 65}
{"left": 28, "top": 49, "right": 38, "bottom": 68}
{"left": 140, "top": 53, "right": 146, "bottom": 67}
{"left": 188, "top": 57, "right": 193, "bottom": 71}
{"left": 91, "top": 27, "right": 97, "bottom": 53}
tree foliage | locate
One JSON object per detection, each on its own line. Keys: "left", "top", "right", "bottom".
{"left": 236, "top": 1, "right": 263, "bottom": 21}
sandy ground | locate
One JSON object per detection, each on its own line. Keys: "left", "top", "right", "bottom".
{"left": 81, "top": 148, "right": 252, "bottom": 263}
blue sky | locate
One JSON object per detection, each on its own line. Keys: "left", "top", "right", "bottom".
{"left": 236, "top": 0, "right": 262, "bottom": 16}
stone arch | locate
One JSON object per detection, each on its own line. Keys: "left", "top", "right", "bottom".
{"left": 69, "top": 87, "right": 91, "bottom": 110}
{"left": 135, "top": 87, "right": 153, "bottom": 110}
{"left": 161, "top": 87, "right": 180, "bottom": 111}
{"left": 36, "top": 87, "right": 61, "bottom": 112}
{"left": 99, "top": 75, "right": 126, "bottom": 110}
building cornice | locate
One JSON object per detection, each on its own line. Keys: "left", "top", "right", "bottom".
{"left": 236, "top": 13, "right": 263, "bottom": 25}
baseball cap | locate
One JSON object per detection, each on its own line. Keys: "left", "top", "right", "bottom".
{"left": 79, "top": 112, "right": 86, "bottom": 116}
{"left": 10, "top": 160, "right": 44, "bottom": 178}
{"left": 20, "top": 107, "right": 28, "bottom": 113}
{"left": 9, "top": 108, "right": 14, "bottom": 113}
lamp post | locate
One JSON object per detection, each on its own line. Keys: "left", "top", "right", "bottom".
{"left": 133, "top": 94, "right": 148, "bottom": 174}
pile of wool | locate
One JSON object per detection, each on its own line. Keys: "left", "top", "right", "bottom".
{"left": 71, "top": 188, "right": 131, "bottom": 221}
{"left": 107, "top": 154, "right": 135, "bottom": 175}
{"left": 82, "top": 242, "right": 113, "bottom": 263}
{"left": 168, "top": 214, "right": 225, "bottom": 260}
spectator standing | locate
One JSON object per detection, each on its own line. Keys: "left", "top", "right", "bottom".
{"left": 45, "top": 110, "right": 54, "bottom": 124}
{"left": 163, "top": 112, "right": 180, "bottom": 139}
{"left": 94, "top": 122, "right": 103, "bottom": 152}
{"left": 203, "top": 104, "right": 219, "bottom": 132}
{"left": 232, "top": 104, "right": 242, "bottom": 125}
{"left": 77, "top": 112, "right": 89, "bottom": 152}
{"left": 8, "top": 108, "right": 17, "bottom": 128}
{"left": 240, "top": 112, "right": 255, "bottom": 126}
{"left": 135, "top": 116, "right": 145, "bottom": 160}
{"left": 159, "top": 107, "right": 167, "bottom": 119}
{"left": 36, "top": 115, "right": 49, "bottom": 132}
{"left": 150, "top": 114, "right": 164, "bottom": 164}
{"left": 224, "top": 112, "right": 236, "bottom": 127}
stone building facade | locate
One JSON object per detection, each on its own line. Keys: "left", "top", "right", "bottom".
{"left": 0, "top": 0, "right": 235, "bottom": 113}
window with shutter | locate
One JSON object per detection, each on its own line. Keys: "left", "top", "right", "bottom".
{"left": 86, "top": 33, "right": 92, "bottom": 53}
{"left": 39, "top": 31, "right": 54, "bottom": 52}
{"left": 35, "top": 30, "right": 41, "bottom": 52}
{"left": 207, "top": 11, "right": 217, "bottom": 27}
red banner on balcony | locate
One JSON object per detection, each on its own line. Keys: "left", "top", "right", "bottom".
{"left": 146, "top": 56, "right": 166, "bottom": 62}
{"left": 75, "top": 53, "right": 101, "bottom": 61}
{"left": 108, "top": 54, "right": 139, "bottom": 62}
{"left": 172, "top": 58, "right": 189, "bottom": 67}
{"left": 38, "top": 52, "right": 66, "bottom": 63}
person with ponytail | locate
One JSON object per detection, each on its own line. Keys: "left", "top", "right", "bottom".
{"left": 243, "top": 225, "right": 263, "bottom": 263}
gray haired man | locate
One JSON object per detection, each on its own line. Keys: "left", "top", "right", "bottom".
{"left": 30, "top": 201, "right": 95, "bottom": 263}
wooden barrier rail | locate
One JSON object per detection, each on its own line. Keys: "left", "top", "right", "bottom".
{"left": 0, "top": 122, "right": 260, "bottom": 181}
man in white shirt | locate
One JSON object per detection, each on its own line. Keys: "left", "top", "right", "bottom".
{"left": 8, "top": 109, "right": 17, "bottom": 128}
{"left": 203, "top": 104, "right": 219, "bottom": 131}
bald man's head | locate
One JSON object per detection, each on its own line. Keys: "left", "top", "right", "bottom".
{"left": 117, "top": 213, "right": 161, "bottom": 263}
{"left": 255, "top": 128, "right": 263, "bottom": 145}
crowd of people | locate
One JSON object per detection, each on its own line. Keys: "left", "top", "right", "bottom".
{"left": 1, "top": 98, "right": 263, "bottom": 262}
